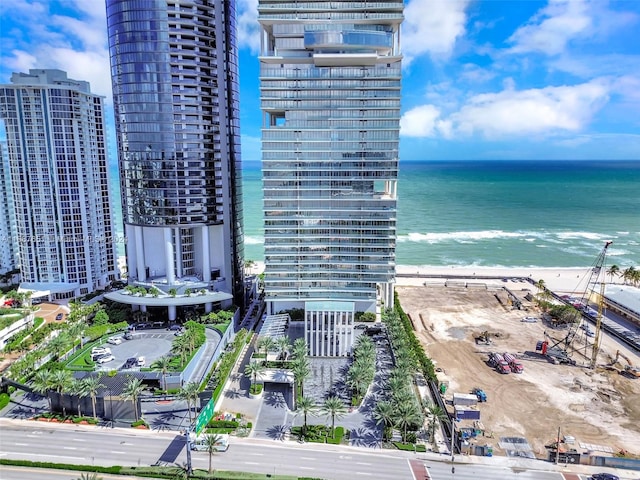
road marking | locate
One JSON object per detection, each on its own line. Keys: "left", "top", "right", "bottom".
{"left": 299, "top": 466, "right": 314, "bottom": 470}
{"left": 300, "top": 456, "right": 316, "bottom": 460}
{"left": 244, "top": 461, "right": 261, "bottom": 465}
{"left": 71, "top": 438, "right": 84, "bottom": 442}
{"left": 355, "top": 473, "right": 372, "bottom": 476}
{"left": 110, "top": 450, "right": 126, "bottom": 454}
{"left": 356, "top": 462, "right": 371, "bottom": 466}
{"left": 14, "top": 443, "right": 29, "bottom": 446}
{"left": 1, "top": 451, "right": 85, "bottom": 461}
{"left": 249, "top": 453, "right": 265, "bottom": 456}
{"left": 63, "top": 446, "right": 77, "bottom": 450}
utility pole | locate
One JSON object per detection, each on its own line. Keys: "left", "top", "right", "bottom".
{"left": 185, "top": 427, "right": 193, "bottom": 475}
{"left": 450, "top": 419, "right": 456, "bottom": 463}
{"left": 555, "top": 426, "right": 561, "bottom": 464}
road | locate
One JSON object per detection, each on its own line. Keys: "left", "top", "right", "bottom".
{"left": 0, "top": 421, "right": 610, "bottom": 480}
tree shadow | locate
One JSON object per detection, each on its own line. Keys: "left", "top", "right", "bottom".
{"left": 349, "top": 426, "right": 381, "bottom": 448}
{"left": 265, "top": 424, "right": 289, "bottom": 441}
{"left": 264, "top": 392, "right": 287, "bottom": 409}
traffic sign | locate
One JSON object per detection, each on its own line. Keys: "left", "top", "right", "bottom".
{"left": 195, "top": 398, "right": 215, "bottom": 434}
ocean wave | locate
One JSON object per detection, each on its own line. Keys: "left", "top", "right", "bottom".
{"left": 398, "top": 230, "right": 526, "bottom": 243}
{"left": 244, "top": 235, "right": 264, "bottom": 245}
{"left": 555, "top": 231, "right": 611, "bottom": 241}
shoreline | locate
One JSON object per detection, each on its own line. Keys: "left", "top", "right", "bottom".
{"left": 119, "top": 256, "right": 599, "bottom": 294}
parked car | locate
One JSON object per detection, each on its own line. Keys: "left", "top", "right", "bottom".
{"left": 591, "top": 474, "right": 620, "bottom": 480}
{"left": 136, "top": 356, "right": 146, "bottom": 367}
{"left": 55, "top": 313, "right": 63, "bottom": 321}
{"left": 96, "top": 354, "right": 115, "bottom": 364}
{"left": 124, "top": 331, "right": 134, "bottom": 340}
{"left": 521, "top": 316, "right": 538, "bottom": 323}
{"left": 168, "top": 324, "right": 182, "bottom": 331}
{"left": 354, "top": 324, "right": 368, "bottom": 330}
{"left": 107, "top": 336, "right": 123, "bottom": 345}
{"left": 91, "top": 346, "right": 111, "bottom": 356}
{"left": 122, "top": 357, "right": 138, "bottom": 368}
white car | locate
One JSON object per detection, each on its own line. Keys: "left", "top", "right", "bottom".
{"left": 136, "top": 356, "right": 146, "bottom": 367}
{"left": 91, "top": 346, "right": 111, "bottom": 356}
{"left": 96, "top": 354, "right": 115, "bottom": 364}
{"left": 108, "top": 336, "right": 123, "bottom": 345}
{"left": 521, "top": 316, "right": 538, "bottom": 323}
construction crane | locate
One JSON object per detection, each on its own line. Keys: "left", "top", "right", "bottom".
{"left": 589, "top": 241, "right": 612, "bottom": 369}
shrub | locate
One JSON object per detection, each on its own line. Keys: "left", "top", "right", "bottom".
{"left": 0, "top": 459, "right": 120, "bottom": 474}
{"left": 207, "top": 419, "right": 239, "bottom": 429}
{"left": 0, "top": 393, "right": 10, "bottom": 410}
{"left": 249, "top": 383, "right": 263, "bottom": 395}
{"left": 131, "top": 420, "right": 148, "bottom": 428}
{"left": 393, "top": 442, "right": 418, "bottom": 451}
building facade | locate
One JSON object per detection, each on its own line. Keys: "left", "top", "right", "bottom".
{"left": 258, "top": 1, "right": 404, "bottom": 355}
{"left": 0, "top": 69, "right": 118, "bottom": 298}
{"left": 105, "top": 0, "right": 245, "bottom": 319}
{"left": 0, "top": 142, "right": 19, "bottom": 276}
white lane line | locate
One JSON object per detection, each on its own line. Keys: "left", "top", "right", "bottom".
{"left": 299, "top": 466, "right": 315, "bottom": 470}
{"left": 110, "top": 451, "right": 126, "bottom": 454}
{"left": 249, "top": 453, "right": 265, "bottom": 456}
{"left": 1, "top": 451, "right": 85, "bottom": 461}
{"left": 300, "top": 456, "right": 316, "bottom": 460}
{"left": 356, "top": 462, "right": 371, "bottom": 466}
{"left": 244, "top": 461, "right": 261, "bottom": 465}
{"left": 13, "top": 443, "right": 29, "bottom": 446}
{"left": 356, "top": 473, "right": 372, "bottom": 476}
{"left": 63, "top": 446, "right": 77, "bottom": 450}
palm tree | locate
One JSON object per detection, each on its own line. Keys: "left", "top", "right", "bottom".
{"left": 607, "top": 265, "right": 620, "bottom": 284}
{"left": 76, "top": 473, "right": 103, "bottom": 480}
{"left": 295, "top": 396, "right": 317, "bottom": 438}
{"left": 171, "top": 335, "right": 190, "bottom": 366}
{"left": 151, "top": 356, "right": 173, "bottom": 391}
{"left": 47, "top": 333, "right": 69, "bottom": 360}
{"left": 50, "top": 369, "right": 73, "bottom": 416}
{"left": 425, "top": 402, "right": 448, "bottom": 446}
{"left": 244, "top": 361, "right": 266, "bottom": 394}
{"left": 121, "top": 377, "right": 145, "bottom": 422}
{"left": 71, "top": 379, "right": 88, "bottom": 417}
{"left": 275, "top": 336, "right": 290, "bottom": 361}
{"left": 67, "top": 322, "right": 86, "bottom": 348}
{"left": 202, "top": 433, "right": 224, "bottom": 474}
{"left": 256, "top": 335, "right": 276, "bottom": 358}
{"left": 292, "top": 338, "right": 307, "bottom": 360}
{"left": 179, "top": 382, "right": 201, "bottom": 425}
{"left": 291, "top": 356, "right": 311, "bottom": 398}
{"left": 394, "top": 402, "right": 422, "bottom": 443}
{"left": 31, "top": 369, "right": 53, "bottom": 410}
{"left": 622, "top": 266, "right": 637, "bottom": 285}
{"left": 373, "top": 400, "right": 395, "bottom": 441}
{"left": 321, "top": 395, "right": 347, "bottom": 438}
{"left": 81, "top": 375, "right": 105, "bottom": 420}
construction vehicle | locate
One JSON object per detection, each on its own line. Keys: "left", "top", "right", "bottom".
{"left": 472, "top": 387, "right": 487, "bottom": 402}
{"left": 488, "top": 353, "right": 511, "bottom": 374}
{"left": 609, "top": 350, "right": 640, "bottom": 378}
{"left": 589, "top": 241, "right": 612, "bottom": 369}
{"left": 503, "top": 352, "right": 524, "bottom": 373}
{"left": 475, "top": 331, "right": 492, "bottom": 345}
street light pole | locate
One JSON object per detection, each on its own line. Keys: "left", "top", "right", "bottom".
{"left": 108, "top": 388, "right": 114, "bottom": 429}
{"left": 450, "top": 420, "right": 456, "bottom": 463}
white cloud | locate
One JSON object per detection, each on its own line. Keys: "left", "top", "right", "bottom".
{"left": 237, "top": 0, "right": 260, "bottom": 53}
{"left": 400, "top": 105, "right": 452, "bottom": 138}
{"left": 402, "top": 0, "right": 470, "bottom": 64}
{"left": 4, "top": 50, "right": 37, "bottom": 73}
{"left": 401, "top": 80, "right": 610, "bottom": 139}
{"left": 453, "top": 80, "right": 609, "bottom": 137}
{"left": 507, "top": 0, "right": 592, "bottom": 56}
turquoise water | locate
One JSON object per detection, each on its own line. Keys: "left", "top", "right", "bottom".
{"left": 110, "top": 160, "right": 640, "bottom": 268}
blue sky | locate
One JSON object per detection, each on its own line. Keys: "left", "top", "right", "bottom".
{"left": 1, "top": 0, "right": 639, "bottom": 161}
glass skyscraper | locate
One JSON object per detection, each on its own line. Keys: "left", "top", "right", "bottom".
{"left": 258, "top": 1, "right": 403, "bottom": 356}
{"left": 0, "top": 69, "right": 118, "bottom": 298}
{"left": 106, "top": 0, "right": 245, "bottom": 318}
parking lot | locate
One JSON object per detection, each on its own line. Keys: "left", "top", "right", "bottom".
{"left": 92, "top": 329, "right": 175, "bottom": 371}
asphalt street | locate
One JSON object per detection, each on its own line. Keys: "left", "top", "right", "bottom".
{"left": 0, "top": 420, "right": 613, "bottom": 480}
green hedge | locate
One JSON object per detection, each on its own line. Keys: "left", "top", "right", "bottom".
{"left": 207, "top": 419, "right": 239, "bottom": 429}
{"left": 392, "top": 442, "right": 426, "bottom": 452}
{"left": 0, "top": 393, "right": 10, "bottom": 410}
{"left": 0, "top": 459, "right": 120, "bottom": 474}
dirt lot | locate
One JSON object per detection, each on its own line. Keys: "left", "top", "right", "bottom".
{"left": 397, "top": 283, "right": 640, "bottom": 457}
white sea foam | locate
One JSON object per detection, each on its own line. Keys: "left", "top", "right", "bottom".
{"left": 244, "top": 235, "right": 264, "bottom": 245}
{"left": 398, "top": 230, "right": 527, "bottom": 243}
{"left": 555, "top": 231, "right": 610, "bottom": 241}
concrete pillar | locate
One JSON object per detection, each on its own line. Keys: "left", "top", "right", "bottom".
{"left": 204, "top": 302, "right": 212, "bottom": 314}
{"left": 134, "top": 226, "right": 146, "bottom": 281}
{"left": 168, "top": 305, "right": 177, "bottom": 321}
{"left": 164, "top": 228, "right": 175, "bottom": 284}
{"left": 175, "top": 227, "right": 183, "bottom": 278}
{"left": 202, "top": 227, "right": 211, "bottom": 282}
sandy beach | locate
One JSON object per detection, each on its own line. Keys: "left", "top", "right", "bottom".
{"left": 246, "top": 260, "right": 593, "bottom": 294}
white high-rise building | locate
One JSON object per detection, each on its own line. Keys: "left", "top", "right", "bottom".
{"left": 0, "top": 69, "right": 118, "bottom": 299}
{"left": 0, "top": 142, "right": 19, "bottom": 276}
{"left": 104, "top": 0, "right": 245, "bottom": 320}
{"left": 258, "top": 1, "right": 404, "bottom": 356}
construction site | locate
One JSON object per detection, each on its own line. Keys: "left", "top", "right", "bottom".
{"left": 397, "top": 274, "right": 640, "bottom": 460}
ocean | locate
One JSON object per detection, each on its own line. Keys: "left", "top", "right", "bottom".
{"left": 109, "top": 160, "right": 640, "bottom": 268}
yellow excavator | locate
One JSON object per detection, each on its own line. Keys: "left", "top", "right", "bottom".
{"left": 609, "top": 350, "right": 640, "bottom": 378}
